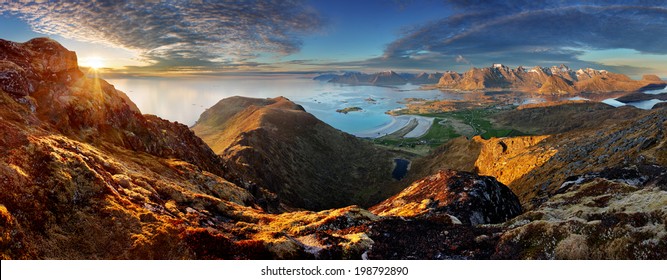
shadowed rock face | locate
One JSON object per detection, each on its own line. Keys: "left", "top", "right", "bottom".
{"left": 371, "top": 169, "right": 522, "bottom": 225}
{"left": 365, "top": 217, "right": 504, "bottom": 260}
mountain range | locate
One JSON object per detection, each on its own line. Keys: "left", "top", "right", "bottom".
{"left": 317, "top": 64, "right": 665, "bottom": 94}
{"left": 315, "top": 71, "right": 442, "bottom": 85}
{"left": 1, "top": 38, "right": 666, "bottom": 259}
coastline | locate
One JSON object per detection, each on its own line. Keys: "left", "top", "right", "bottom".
{"left": 354, "top": 115, "right": 434, "bottom": 138}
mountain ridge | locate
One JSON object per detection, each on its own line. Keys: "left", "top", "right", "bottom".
{"left": 315, "top": 64, "right": 665, "bottom": 94}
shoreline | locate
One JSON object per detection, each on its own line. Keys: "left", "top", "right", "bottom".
{"left": 353, "top": 115, "right": 434, "bottom": 138}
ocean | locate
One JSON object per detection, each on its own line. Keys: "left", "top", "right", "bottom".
{"left": 107, "top": 76, "right": 667, "bottom": 135}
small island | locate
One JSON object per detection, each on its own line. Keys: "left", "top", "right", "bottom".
{"left": 336, "top": 106, "right": 363, "bottom": 114}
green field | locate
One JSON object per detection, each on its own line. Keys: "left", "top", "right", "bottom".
{"left": 371, "top": 108, "right": 527, "bottom": 154}
{"left": 419, "top": 109, "right": 527, "bottom": 140}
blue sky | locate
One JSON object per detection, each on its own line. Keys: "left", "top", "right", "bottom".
{"left": 1, "top": 0, "right": 666, "bottom": 77}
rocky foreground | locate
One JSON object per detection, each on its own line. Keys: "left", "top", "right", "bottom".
{"left": 1, "top": 38, "right": 666, "bottom": 259}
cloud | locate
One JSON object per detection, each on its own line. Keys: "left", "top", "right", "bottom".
{"left": 381, "top": 1, "right": 667, "bottom": 70}
{"left": 2, "top": 0, "right": 323, "bottom": 69}
{"left": 455, "top": 55, "right": 469, "bottom": 64}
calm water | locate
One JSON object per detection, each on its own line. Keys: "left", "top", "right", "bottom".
{"left": 107, "top": 76, "right": 444, "bottom": 135}
{"left": 106, "top": 75, "right": 665, "bottom": 135}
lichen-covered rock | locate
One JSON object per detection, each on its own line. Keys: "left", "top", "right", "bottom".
{"left": 0, "top": 61, "right": 31, "bottom": 97}
{"left": 371, "top": 169, "right": 522, "bottom": 225}
{"left": 494, "top": 165, "right": 667, "bottom": 259}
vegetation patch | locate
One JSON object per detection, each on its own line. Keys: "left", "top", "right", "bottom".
{"left": 336, "top": 106, "right": 362, "bottom": 114}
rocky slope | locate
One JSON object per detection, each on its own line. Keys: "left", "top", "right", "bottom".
{"left": 436, "top": 64, "right": 665, "bottom": 94}
{"left": 409, "top": 102, "right": 667, "bottom": 210}
{"left": 191, "top": 96, "right": 399, "bottom": 212}
{"left": 0, "top": 38, "right": 258, "bottom": 259}
{"left": 495, "top": 165, "right": 667, "bottom": 259}
{"left": 364, "top": 163, "right": 667, "bottom": 260}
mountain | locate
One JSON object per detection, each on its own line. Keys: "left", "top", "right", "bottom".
{"left": 312, "top": 73, "right": 339, "bottom": 81}
{"left": 191, "top": 96, "right": 400, "bottom": 212}
{"left": 412, "top": 72, "right": 443, "bottom": 84}
{"left": 370, "top": 71, "right": 407, "bottom": 85}
{"left": 437, "top": 64, "right": 666, "bottom": 94}
{"left": 317, "top": 65, "right": 664, "bottom": 93}
{"left": 315, "top": 71, "right": 442, "bottom": 86}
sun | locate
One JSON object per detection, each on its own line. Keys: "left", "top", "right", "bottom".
{"left": 82, "top": 56, "right": 105, "bottom": 70}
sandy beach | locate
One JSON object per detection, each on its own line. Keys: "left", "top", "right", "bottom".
{"left": 354, "top": 115, "right": 434, "bottom": 138}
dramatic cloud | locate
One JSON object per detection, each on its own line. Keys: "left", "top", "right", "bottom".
{"left": 382, "top": 1, "right": 667, "bottom": 70}
{"left": 2, "top": 0, "right": 323, "bottom": 68}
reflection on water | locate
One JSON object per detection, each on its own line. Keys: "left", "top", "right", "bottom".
{"left": 392, "top": 158, "right": 410, "bottom": 180}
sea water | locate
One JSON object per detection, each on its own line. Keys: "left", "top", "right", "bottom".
{"left": 107, "top": 75, "right": 663, "bottom": 135}
{"left": 107, "top": 75, "right": 444, "bottom": 135}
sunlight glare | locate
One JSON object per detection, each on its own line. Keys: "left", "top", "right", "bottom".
{"left": 82, "top": 56, "right": 105, "bottom": 70}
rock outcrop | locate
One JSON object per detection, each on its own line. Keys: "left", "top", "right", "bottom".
{"left": 371, "top": 170, "right": 522, "bottom": 225}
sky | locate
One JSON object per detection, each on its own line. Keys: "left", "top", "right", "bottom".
{"left": 1, "top": 0, "right": 667, "bottom": 77}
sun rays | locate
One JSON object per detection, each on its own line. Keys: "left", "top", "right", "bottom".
{"left": 80, "top": 56, "right": 105, "bottom": 71}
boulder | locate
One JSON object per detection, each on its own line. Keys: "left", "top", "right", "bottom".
{"left": 371, "top": 169, "right": 522, "bottom": 225}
